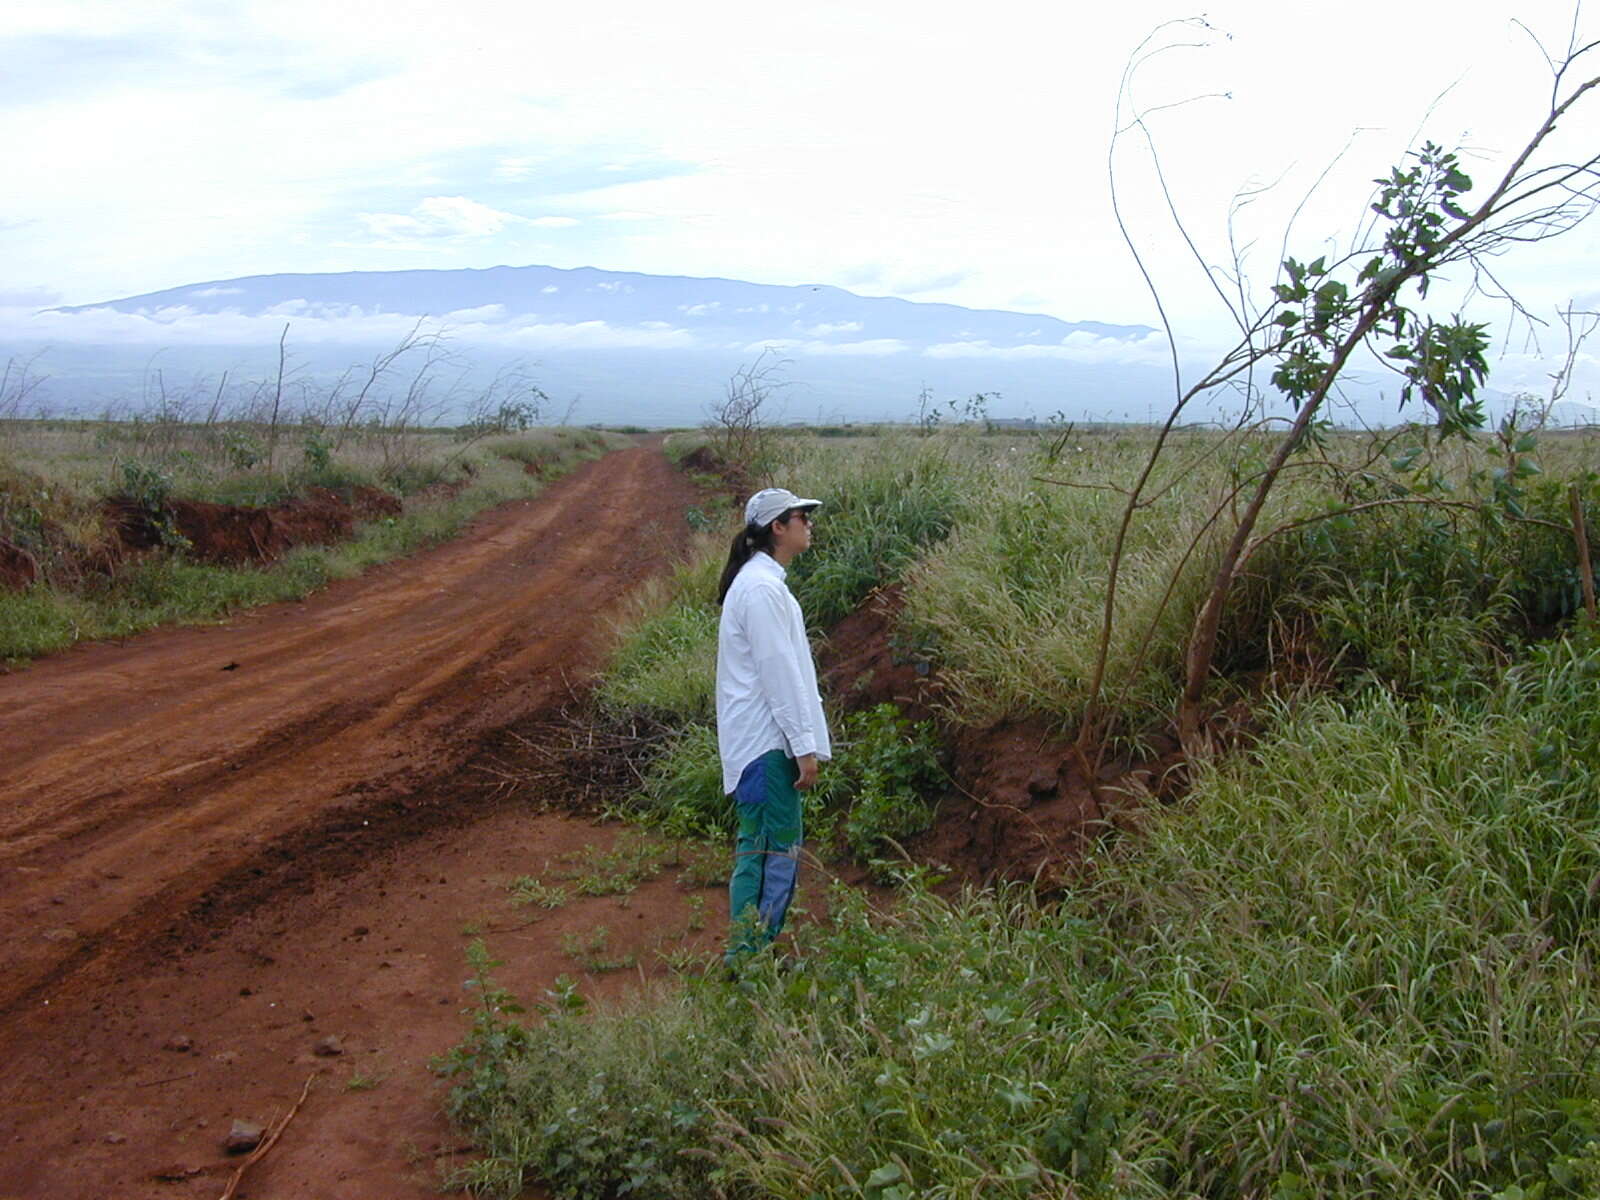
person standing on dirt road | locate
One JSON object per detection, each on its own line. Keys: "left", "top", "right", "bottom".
{"left": 715, "top": 486, "right": 830, "bottom": 966}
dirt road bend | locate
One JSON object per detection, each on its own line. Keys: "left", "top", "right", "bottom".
{"left": 0, "top": 443, "right": 698, "bottom": 1017}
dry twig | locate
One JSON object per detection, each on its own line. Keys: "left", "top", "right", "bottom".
{"left": 216, "top": 1072, "right": 316, "bottom": 1200}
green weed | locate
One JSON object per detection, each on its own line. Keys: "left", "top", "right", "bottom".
{"left": 521, "top": 832, "right": 723, "bottom": 901}
{"left": 508, "top": 877, "right": 570, "bottom": 910}
{"left": 683, "top": 894, "right": 707, "bottom": 932}
{"left": 559, "top": 926, "right": 636, "bottom": 973}
{"left": 600, "top": 431, "right": 976, "bottom": 726}
{"left": 607, "top": 703, "right": 943, "bottom": 869}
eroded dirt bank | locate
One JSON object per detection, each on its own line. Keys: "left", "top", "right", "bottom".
{"left": 0, "top": 442, "right": 714, "bottom": 1198}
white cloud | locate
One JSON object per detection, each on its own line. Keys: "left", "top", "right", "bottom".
{"left": 529, "top": 215, "right": 579, "bottom": 228}
{"left": 493, "top": 157, "right": 538, "bottom": 180}
{"left": 924, "top": 331, "right": 1169, "bottom": 365}
{"left": 358, "top": 195, "right": 518, "bottom": 241}
{"left": 502, "top": 318, "right": 693, "bottom": 349}
{"left": 3, "top": 0, "right": 1595, "bottom": 367}
{"left": 191, "top": 286, "right": 244, "bottom": 298}
{"left": 0, "top": 286, "right": 62, "bottom": 308}
{"left": 796, "top": 320, "right": 863, "bottom": 336}
{"left": 826, "top": 338, "right": 906, "bottom": 357}
{"left": 541, "top": 284, "right": 559, "bottom": 294}
{"left": 6, "top": 304, "right": 426, "bottom": 346}
{"left": 1491, "top": 347, "right": 1600, "bottom": 408}
{"left": 0, "top": 304, "right": 698, "bottom": 352}
{"left": 679, "top": 301, "right": 720, "bottom": 316}
{"left": 445, "top": 303, "right": 508, "bottom": 322}
{"left": 590, "top": 280, "right": 634, "bottom": 294}
{"left": 747, "top": 337, "right": 907, "bottom": 357}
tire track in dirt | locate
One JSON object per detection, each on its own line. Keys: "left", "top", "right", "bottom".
{"left": 0, "top": 443, "right": 698, "bottom": 1018}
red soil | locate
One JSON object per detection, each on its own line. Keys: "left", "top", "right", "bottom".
{"left": 98, "top": 484, "right": 404, "bottom": 569}
{"left": 818, "top": 585, "right": 1187, "bottom": 889}
{"left": 0, "top": 537, "right": 38, "bottom": 589}
{"left": 676, "top": 444, "right": 749, "bottom": 499}
{"left": 0, "top": 443, "right": 720, "bottom": 1199}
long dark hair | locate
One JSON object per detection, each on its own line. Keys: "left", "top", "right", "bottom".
{"left": 716, "top": 520, "right": 778, "bottom": 606}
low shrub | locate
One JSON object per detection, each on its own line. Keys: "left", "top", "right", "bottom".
{"left": 618, "top": 704, "right": 943, "bottom": 866}
{"left": 835, "top": 701, "right": 944, "bottom": 863}
{"left": 903, "top": 427, "right": 1600, "bottom": 741}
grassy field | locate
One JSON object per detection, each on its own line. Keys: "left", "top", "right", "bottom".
{"left": 440, "top": 421, "right": 1600, "bottom": 1198}
{"left": 0, "top": 418, "right": 627, "bottom": 663}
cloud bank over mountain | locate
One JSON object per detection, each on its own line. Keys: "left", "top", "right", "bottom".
{"left": 4, "top": 265, "right": 1183, "bottom": 426}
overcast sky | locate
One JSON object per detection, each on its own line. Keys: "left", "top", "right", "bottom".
{"left": 3, "top": 0, "right": 1597, "bottom": 379}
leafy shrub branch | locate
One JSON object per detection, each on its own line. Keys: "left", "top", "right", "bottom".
{"left": 1077, "top": 24, "right": 1600, "bottom": 752}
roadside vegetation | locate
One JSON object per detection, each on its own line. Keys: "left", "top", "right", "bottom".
{"left": 440, "top": 412, "right": 1600, "bottom": 1198}
{"left": 448, "top": 620, "right": 1600, "bottom": 1199}
{"left": 0, "top": 416, "right": 624, "bottom": 663}
{"left": 595, "top": 430, "right": 972, "bottom": 864}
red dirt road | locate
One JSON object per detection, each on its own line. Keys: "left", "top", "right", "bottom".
{"left": 0, "top": 443, "right": 724, "bottom": 1198}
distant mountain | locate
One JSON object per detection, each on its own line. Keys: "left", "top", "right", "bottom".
{"left": 63, "top": 264, "right": 1151, "bottom": 351}
{"left": 22, "top": 265, "right": 1177, "bottom": 427}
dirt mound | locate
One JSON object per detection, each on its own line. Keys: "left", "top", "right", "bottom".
{"left": 349, "top": 484, "right": 403, "bottom": 519}
{"left": 0, "top": 465, "right": 127, "bottom": 591}
{"left": 257, "top": 488, "right": 355, "bottom": 554}
{"left": 100, "top": 485, "right": 402, "bottom": 567}
{"left": 818, "top": 586, "right": 1188, "bottom": 888}
{"left": 818, "top": 585, "right": 940, "bottom": 722}
{"left": 0, "top": 537, "right": 37, "bottom": 589}
{"left": 929, "top": 721, "right": 1187, "bottom": 889}
{"left": 678, "top": 444, "right": 751, "bottom": 498}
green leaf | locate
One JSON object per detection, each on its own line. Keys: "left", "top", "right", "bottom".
{"left": 1390, "top": 447, "right": 1422, "bottom": 472}
{"left": 866, "top": 1163, "right": 904, "bottom": 1187}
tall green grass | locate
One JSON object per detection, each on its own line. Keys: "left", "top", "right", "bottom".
{"left": 901, "top": 427, "right": 1600, "bottom": 743}
{"left": 599, "top": 431, "right": 981, "bottom": 724}
{"left": 444, "top": 626, "right": 1600, "bottom": 1199}
{"left": 596, "top": 542, "right": 726, "bottom": 721}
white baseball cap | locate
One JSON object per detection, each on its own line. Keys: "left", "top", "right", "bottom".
{"left": 745, "top": 487, "right": 822, "bottom": 528}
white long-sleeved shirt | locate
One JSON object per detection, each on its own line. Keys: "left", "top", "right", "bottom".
{"left": 716, "top": 551, "right": 832, "bottom": 794}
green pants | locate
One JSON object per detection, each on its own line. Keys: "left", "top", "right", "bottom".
{"left": 726, "top": 749, "right": 803, "bottom": 963}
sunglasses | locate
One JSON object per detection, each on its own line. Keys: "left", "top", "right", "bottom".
{"left": 781, "top": 509, "right": 815, "bottom": 525}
